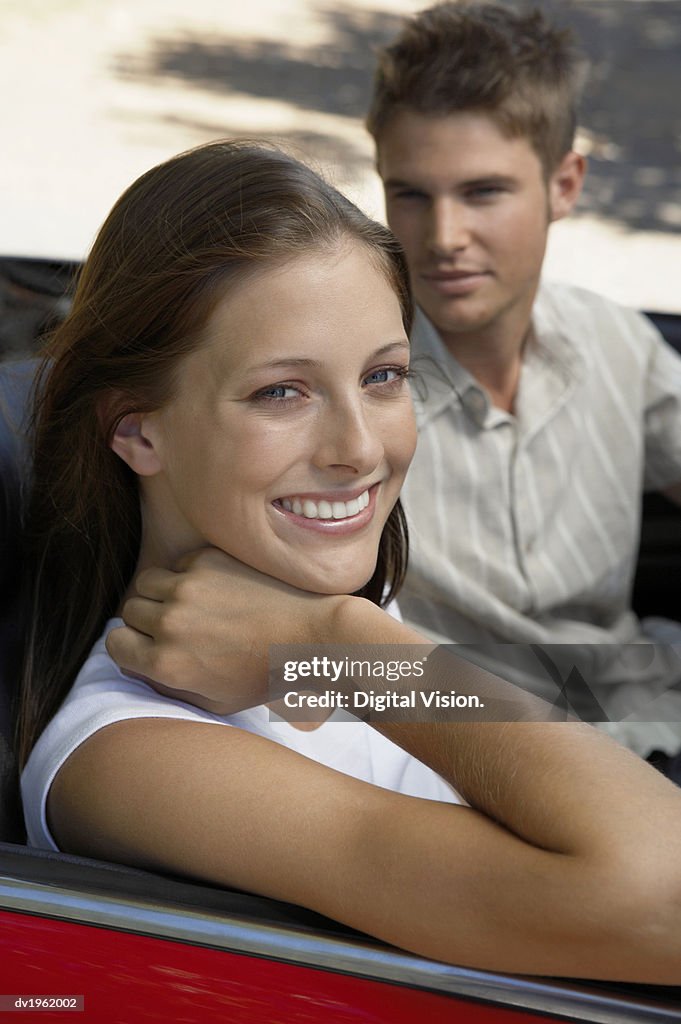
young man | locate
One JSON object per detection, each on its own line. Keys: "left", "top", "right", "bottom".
{"left": 366, "top": 1, "right": 681, "bottom": 757}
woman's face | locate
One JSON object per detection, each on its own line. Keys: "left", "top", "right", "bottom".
{"left": 139, "top": 242, "right": 416, "bottom": 595}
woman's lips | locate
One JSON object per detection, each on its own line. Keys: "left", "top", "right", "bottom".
{"left": 272, "top": 484, "right": 378, "bottom": 534}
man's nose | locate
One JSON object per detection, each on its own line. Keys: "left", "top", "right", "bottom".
{"left": 427, "top": 199, "right": 471, "bottom": 257}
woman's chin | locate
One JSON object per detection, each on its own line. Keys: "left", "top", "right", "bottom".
{"left": 282, "top": 566, "right": 375, "bottom": 597}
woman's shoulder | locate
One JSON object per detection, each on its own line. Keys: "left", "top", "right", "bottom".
{"left": 21, "top": 616, "right": 458, "bottom": 851}
{"left": 21, "top": 619, "right": 254, "bottom": 849}
{"left": 47, "top": 618, "right": 249, "bottom": 732}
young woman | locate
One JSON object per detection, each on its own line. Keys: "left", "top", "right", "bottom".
{"left": 18, "top": 140, "right": 681, "bottom": 983}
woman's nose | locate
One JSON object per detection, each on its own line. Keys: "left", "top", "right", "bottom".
{"left": 311, "top": 399, "right": 384, "bottom": 476}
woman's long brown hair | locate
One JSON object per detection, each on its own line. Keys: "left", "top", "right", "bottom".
{"left": 17, "top": 140, "right": 412, "bottom": 768}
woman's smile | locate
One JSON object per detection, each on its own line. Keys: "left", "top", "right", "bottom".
{"left": 272, "top": 483, "right": 378, "bottom": 533}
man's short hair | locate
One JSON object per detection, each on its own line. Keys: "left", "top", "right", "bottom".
{"left": 367, "top": 1, "right": 586, "bottom": 174}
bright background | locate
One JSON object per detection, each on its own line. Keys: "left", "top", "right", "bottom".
{"left": 1, "top": 0, "right": 679, "bottom": 311}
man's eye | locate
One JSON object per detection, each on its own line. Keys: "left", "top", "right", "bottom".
{"left": 393, "top": 189, "right": 427, "bottom": 201}
{"left": 467, "top": 186, "right": 504, "bottom": 200}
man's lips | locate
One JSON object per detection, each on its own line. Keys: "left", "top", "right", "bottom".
{"left": 424, "top": 268, "right": 487, "bottom": 280}
{"left": 420, "top": 269, "right": 490, "bottom": 295}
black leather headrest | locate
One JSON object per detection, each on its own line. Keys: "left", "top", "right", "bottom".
{"left": 0, "top": 359, "right": 37, "bottom": 842}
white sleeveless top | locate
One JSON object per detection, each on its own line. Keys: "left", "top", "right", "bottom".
{"left": 22, "top": 619, "right": 461, "bottom": 849}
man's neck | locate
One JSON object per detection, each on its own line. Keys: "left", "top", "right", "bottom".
{"left": 436, "top": 303, "right": 534, "bottom": 414}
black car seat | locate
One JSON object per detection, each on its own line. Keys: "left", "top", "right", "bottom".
{"left": 0, "top": 359, "right": 36, "bottom": 841}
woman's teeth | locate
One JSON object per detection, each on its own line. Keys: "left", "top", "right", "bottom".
{"left": 280, "top": 490, "right": 370, "bottom": 520}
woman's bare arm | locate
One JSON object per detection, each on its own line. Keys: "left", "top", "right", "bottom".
{"left": 98, "top": 547, "right": 681, "bottom": 981}
{"left": 49, "top": 710, "right": 681, "bottom": 983}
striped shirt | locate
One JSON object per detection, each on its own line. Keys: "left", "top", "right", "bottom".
{"left": 399, "top": 280, "right": 681, "bottom": 753}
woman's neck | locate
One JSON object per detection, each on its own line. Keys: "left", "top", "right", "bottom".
{"left": 118, "top": 493, "right": 203, "bottom": 611}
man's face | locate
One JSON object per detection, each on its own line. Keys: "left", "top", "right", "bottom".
{"left": 377, "top": 111, "right": 578, "bottom": 350}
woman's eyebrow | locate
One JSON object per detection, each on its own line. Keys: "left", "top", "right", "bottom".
{"left": 247, "top": 340, "right": 410, "bottom": 373}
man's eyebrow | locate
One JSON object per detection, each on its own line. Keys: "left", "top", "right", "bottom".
{"left": 384, "top": 174, "right": 516, "bottom": 191}
{"left": 383, "top": 177, "right": 424, "bottom": 191}
{"left": 246, "top": 340, "right": 410, "bottom": 373}
{"left": 459, "top": 174, "right": 516, "bottom": 188}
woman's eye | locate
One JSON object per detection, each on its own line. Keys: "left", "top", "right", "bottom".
{"left": 253, "top": 384, "right": 302, "bottom": 403}
{"left": 363, "top": 366, "right": 409, "bottom": 387}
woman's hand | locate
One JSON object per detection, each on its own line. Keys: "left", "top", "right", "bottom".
{"left": 106, "top": 547, "right": 354, "bottom": 714}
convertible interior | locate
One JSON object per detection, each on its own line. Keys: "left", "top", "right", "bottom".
{"left": 1, "top": 256, "right": 681, "bottom": 1022}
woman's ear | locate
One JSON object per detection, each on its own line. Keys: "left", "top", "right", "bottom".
{"left": 548, "top": 151, "right": 586, "bottom": 223}
{"left": 110, "top": 413, "right": 163, "bottom": 477}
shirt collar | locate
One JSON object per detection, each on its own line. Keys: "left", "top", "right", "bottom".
{"left": 530, "top": 280, "right": 589, "bottom": 382}
{"left": 410, "top": 307, "right": 493, "bottom": 427}
{"left": 410, "top": 285, "right": 587, "bottom": 431}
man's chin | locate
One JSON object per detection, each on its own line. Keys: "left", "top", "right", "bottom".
{"left": 418, "top": 294, "right": 495, "bottom": 339}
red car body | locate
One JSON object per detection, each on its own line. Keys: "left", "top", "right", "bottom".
{"left": 2, "top": 839, "right": 681, "bottom": 1023}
